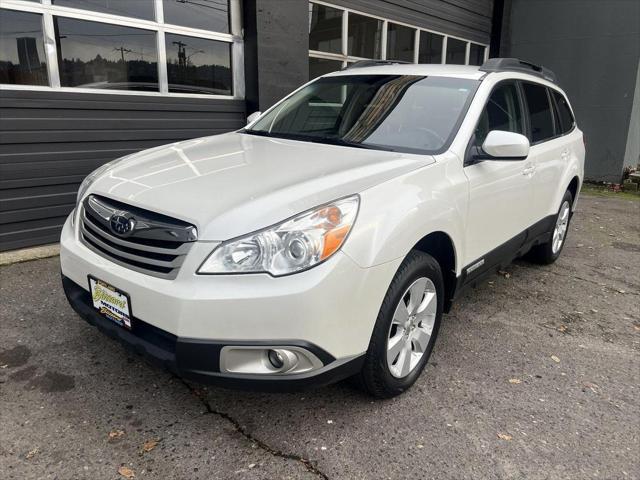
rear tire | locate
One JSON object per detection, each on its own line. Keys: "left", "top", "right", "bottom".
{"left": 527, "top": 190, "right": 573, "bottom": 265}
{"left": 356, "top": 250, "right": 443, "bottom": 398}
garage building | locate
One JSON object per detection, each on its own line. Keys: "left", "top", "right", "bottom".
{"left": 0, "top": 0, "right": 638, "bottom": 251}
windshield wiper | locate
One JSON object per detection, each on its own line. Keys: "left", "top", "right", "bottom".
{"left": 240, "top": 129, "right": 275, "bottom": 137}
{"left": 316, "top": 137, "right": 397, "bottom": 152}
{"left": 241, "top": 130, "right": 397, "bottom": 152}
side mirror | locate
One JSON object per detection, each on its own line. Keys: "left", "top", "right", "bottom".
{"left": 246, "top": 111, "right": 262, "bottom": 125}
{"left": 481, "top": 130, "right": 530, "bottom": 160}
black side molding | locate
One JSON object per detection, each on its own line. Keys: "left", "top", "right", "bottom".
{"left": 451, "top": 213, "right": 557, "bottom": 301}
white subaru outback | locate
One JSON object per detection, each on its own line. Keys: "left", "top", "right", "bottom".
{"left": 60, "top": 58, "right": 584, "bottom": 397}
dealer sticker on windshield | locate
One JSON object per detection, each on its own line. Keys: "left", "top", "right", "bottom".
{"left": 89, "top": 276, "right": 132, "bottom": 329}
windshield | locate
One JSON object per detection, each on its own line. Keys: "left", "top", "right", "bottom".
{"left": 245, "top": 74, "right": 479, "bottom": 154}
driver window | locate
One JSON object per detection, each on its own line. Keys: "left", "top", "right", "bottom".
{"left": 475, "top": 82, "right": 524, "bottom": 145}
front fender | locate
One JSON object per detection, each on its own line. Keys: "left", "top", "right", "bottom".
{"left": 343, "top": 158, "right": 467, "bottom": 275}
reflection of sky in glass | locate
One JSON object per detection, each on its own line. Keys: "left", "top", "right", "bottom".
{"left": 0, "top": 9, "right": 45, "bottom": 64}
{"left": 163, "top": 0, "right": 229, "bottom": 33}
{"left": 55, "top": 17, "right": 157, "bottom": 63}
{"left": 52, "top": 0, "right": 154, "bottom": 21}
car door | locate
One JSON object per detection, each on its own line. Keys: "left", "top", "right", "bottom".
{"left": 520, "top": 82, "right": 569, "bottom": 224}
{"left": 463, "top": 80, "right": 535, "bottom": 270}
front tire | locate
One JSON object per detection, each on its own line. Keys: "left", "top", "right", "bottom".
{"left": 356, "top": 250, "right": 443, "bottom": 398}
{"left": 527, "top": 190, "right": 573, "bottom": 265}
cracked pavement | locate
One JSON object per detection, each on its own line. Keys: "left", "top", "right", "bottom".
{"left": 1, "top": 194, "right": 639, "bottom": 479}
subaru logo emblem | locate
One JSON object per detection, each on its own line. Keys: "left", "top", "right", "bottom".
{"left": 110, "top": 214, "right": 135, "bottom": 236}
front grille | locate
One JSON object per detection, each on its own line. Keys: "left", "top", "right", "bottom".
{"left": 80, "top": 195, "right": 197, "bottom": 279}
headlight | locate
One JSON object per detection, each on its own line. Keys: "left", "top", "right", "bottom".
{"left": 198, "top": 195, "right": 359, "bottom": 276}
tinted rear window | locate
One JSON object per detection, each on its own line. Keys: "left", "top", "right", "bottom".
{"left": 552, "top": 90, "right": 575, "bottom": 134}
{"left": 522, "top": 82, "right": 555, "bottom": 143}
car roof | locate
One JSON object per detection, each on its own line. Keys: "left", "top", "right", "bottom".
{"left": 324, "top": 63, "right": 485, "bottom": 80}
{"left": 323, "top": 63, "right": 561, "bottom": 90}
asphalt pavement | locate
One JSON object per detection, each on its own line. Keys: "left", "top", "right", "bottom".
{"left": 1, "top": 193, "right": 638, "bottom": 480}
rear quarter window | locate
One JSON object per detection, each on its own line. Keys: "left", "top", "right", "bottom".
{"left": 522, "top": 82, "right": 555, "bottom": 143}
{"left": 552, "top": 90, "right": 575, "bottom": 134}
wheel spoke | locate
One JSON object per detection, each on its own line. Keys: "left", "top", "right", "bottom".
{"left": 392, "top": 301, "right": 409, "bottom": 326}
{"left": 407, "top": 278, "right": 428, "bottom": 314}
{"left": 397, "top": 341, "right": 412, "bottom": 377}
{"left": 387, "top": 333, "right": 404, "bottom": 365}
{"left": 417, "top": 291, "right": 437, "bottom": 315}
{"left": 412, "top": 327, "right": 431, "bottom": 352}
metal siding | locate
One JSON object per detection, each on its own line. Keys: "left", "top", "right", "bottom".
{"left": 255, "top": 0, "right": 310, "bottom": 110}
{"left": 0, "top": 90, "right": 245, "bottom": 251}
{"left": 1, "top": 0, "right": 493, "bottom": 252}
{"left": 328, "top": 0, "right": 493, "bottom": 44}
{"left": 503, "top": 0, "right": 640, "bottom": 182}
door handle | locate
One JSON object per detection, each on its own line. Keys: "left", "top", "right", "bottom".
{"left": 522, "top": 165, "right": 536, "bottom": 176}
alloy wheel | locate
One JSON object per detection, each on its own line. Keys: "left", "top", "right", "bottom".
{"left": 386, "top": 277, "right": 437, "bottom": 378}
{"left": 552, "top": 200, "right": 571, "bottom": 254}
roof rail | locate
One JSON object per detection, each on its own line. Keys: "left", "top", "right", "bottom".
{"left": 479, "top": 58, "right": 557, "bottom": 83}
{"left": 343, "top": 59, "right": 412, "bottom": 70}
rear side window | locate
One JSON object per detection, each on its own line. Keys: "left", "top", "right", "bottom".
{"left": 475, "top": 82, "right": 524, "bottom": 145}
{"left": 522, "top": 82, "right": 555, "bottom": 143}
{"left": 552, "top": 90, "right": 575, "bottom": 134}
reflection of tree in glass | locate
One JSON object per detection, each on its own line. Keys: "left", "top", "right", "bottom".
{"left": 112, "top": 46, "right": 149, "bottom": 62}
{"left": 165, "top": 35, "right": 232, "bottom": 95}
{"left": 55, "top": 17, "right": 159, "bottom": 91}
{"left": 59, "top": 55, "right": 159, "bottom": 91}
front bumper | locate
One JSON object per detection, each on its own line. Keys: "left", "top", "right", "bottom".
{"left": 62, "top": 276, "right": 364, "bottom": 390}
{"left": 60, "top": 213, "right": 401, "bottom": 390}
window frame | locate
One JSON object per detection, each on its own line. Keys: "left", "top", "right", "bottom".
{"left": 0, "top": 7, "right": 51, "bottom": 86}
{"left": 0, "top": 0, "right": 244, "bottom": 99}
{"left": 549, "top": 88, "right": 576, "bottom": 137}
{"left": 385, "top": 21, "right": 415, "bottom": 62}
{"left": 468, "top": 42, "right": 486, "bottom": 66}
{"left": 519, "top": 80, "right": 564, "bottom": 146}
{"left": 417, "top": 30, "right": 445, "bottom": 64}
{"left": 308, "top": 0, "right": 489, "bottom": 74}
{"left": 464, "top": 79, "right": 528, "bottom": 167}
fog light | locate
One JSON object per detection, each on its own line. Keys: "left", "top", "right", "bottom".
{"left": 220, "top": 346, "right": 323, "bottom": 375}
{"left": 268, "top": 349, "right": 285, "bottom": 369}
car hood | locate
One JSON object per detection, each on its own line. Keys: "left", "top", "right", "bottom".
{"left": 88, "top": 132, "right": 433, "bottom": 240}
